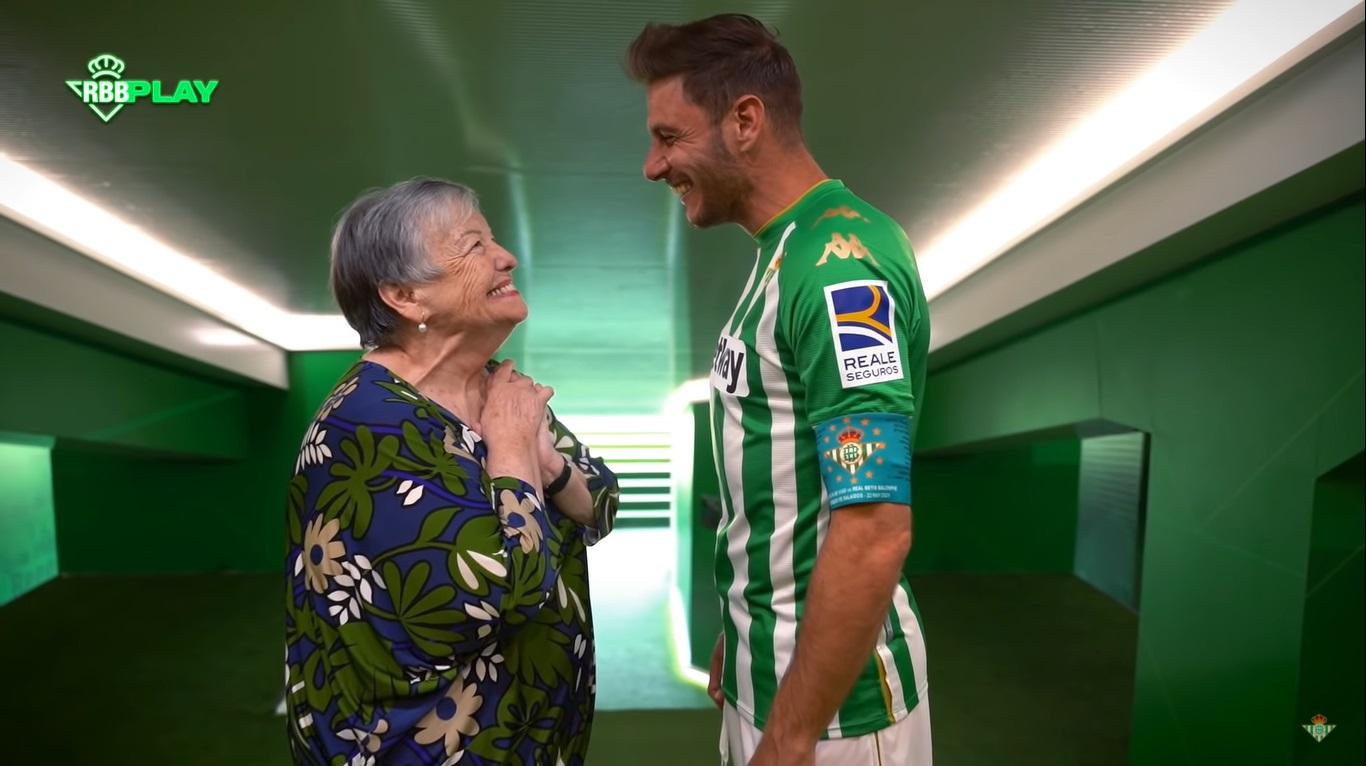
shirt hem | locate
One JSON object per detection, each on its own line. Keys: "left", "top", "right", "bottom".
{"left": 725, "top": 683, "right": 928, "bottom": 739}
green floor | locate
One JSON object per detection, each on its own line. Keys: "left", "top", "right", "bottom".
{"left": 0, "top": 571, "right": 1135, "bottom": 764}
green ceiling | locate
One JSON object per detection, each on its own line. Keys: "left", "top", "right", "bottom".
{"left": 0, "top": 0, "right": 1235, "bottom": 412}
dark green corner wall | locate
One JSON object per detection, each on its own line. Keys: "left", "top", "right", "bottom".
{"left": 908, "top": 438, "right": 1081, "bottom": 574}
{"left": 918, "top": 196, "right": 1365, "bottom": 764}
{"left": 49, "top": 351, "right": 360, "bottom": 575}
{"left": 0, "top": 313, "right": 360, "bottom": 583}
{"left": 1296, "top": 453, "right": 1364, "bottom": 764}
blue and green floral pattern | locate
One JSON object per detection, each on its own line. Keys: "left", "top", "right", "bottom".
{"left": 285, "top": 361, "right": 618, "bottom": 765}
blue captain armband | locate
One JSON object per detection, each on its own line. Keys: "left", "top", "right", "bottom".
{"left": 814, "top": 412, "right": 913, "bottom": 509}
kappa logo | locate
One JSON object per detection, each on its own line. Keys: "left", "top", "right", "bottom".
{"left": 815, "top": 206, "right": 870, "bottom": 225}
{"left": 816, "top": 232, "right": 879, "bottom": 268}
{"left": 824, "top": 280, "right": 903, "bottom": 389}
{"left": 710, "top": 334, "right": 750, "bottom": 397}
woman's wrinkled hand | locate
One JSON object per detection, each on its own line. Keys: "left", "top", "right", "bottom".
{"left": 537, "top": 408, "right": 572, "bottom": 481}
{"left": 480, "top": 360, "right": 553, "bottom": 456}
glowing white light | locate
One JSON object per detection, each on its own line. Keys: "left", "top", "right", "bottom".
{"left": 0, "top": 154, "right": 360, "bottom": 352}
{"left": 662, "top": 377, "right": 713, "bottom": 689}
{"left": 190, "top": 326, "right": 261, "bottom": 347}
{"left": 269, "top": 313, "right": 359, "bottom": 351}
{"left": 663, "top": 377, "right": 712, "bottom": 413}
{"left": 918, "top": 0, "right": 1363, "bottom": 299}
{"left": 670, "top": 584, "right": 712, "bottom": 690}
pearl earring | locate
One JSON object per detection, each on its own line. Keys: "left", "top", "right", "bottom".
{"left": 417, "top": 318, "right": 428, "bottom": 333}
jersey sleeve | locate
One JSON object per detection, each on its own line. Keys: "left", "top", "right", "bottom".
{"left": 780, "top": 218, "right": 926, "bottom": 509}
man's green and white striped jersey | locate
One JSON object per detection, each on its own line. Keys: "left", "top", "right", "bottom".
{"left": 708, "top": 179, "right": 930, "bottom": 739}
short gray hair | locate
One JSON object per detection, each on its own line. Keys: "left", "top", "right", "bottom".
{"left": 330, "top": 178, "right": 480, "bottom": 348}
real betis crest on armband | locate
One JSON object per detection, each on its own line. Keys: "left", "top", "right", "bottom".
{"left": 823, "top": 423, "right": 885, "bottom": 481}
{"left": 816, "top": 414, "right": 913, "bottom": 508}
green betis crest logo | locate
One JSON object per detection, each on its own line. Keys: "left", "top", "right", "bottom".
{"left": 1302, "top": 714, "right": 1335, "bottom": 743}
{"left": 66, "top": 53, "right": 219, "bottom": 123}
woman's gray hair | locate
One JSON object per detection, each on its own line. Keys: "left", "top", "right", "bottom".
{"left": 330, "top": 177, "right": 480, "bottom": 348}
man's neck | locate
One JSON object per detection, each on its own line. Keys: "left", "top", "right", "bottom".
{"left": 739, "top": 147, "right": 828, "bottom": 237}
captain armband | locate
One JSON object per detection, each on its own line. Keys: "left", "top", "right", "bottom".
{"left": 814, "top": 412, "right": 913, "bottom": 509}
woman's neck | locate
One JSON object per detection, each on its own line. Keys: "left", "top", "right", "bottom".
{"left": 364, "top": 329, "right": 500, "bottom": 424}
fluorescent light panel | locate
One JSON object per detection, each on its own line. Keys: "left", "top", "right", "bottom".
{"left": 917, "top": 0, "right": 1363, "bottom": 299}
{"left": 0, "top": 153, "right": 357, "bottom": 351}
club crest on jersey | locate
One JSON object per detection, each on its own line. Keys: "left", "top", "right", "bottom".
{"left": 710, "top": 333, "right": 750, "bottom": 397}
{"left": 824, "top": 426, "right": 885, "bottom": 476}
{"left": 823, "top": 280, "right": 904, "bottom": 389}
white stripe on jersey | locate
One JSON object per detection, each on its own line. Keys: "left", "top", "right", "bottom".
{"left": 754, "top": 257, "right": 799, "bottom": 713}
{"left": 732, "top": 224, "right": 795, "bottom": 333}
{"left": 724, "top": 247, "right": 763, "bottom": 334}
{"left": 876, "top": 632, "right": 907, "bottom": 720}
{"left": 897, "top": 581, "right": 930, "bottom": 699}
{"left": 816, "top": 484, "right": 845, "bottom": 739}
{"left": 719, "top": 386, "right": 756, "bottom": 716}
{"left": 720, "top": 223, "right": 796, "bottom": 722}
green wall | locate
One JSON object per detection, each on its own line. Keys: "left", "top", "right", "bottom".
{"left": 908, "top": 438, "right": 1081, "bottom": 574}
{"left": 0, "top": 318, "right": 249, "bottom": 460}
{"left": 1295, "top": 452, "right": 1363, "bottom": 764}
{"left": 919, "top": 196, "right": 1365, "bottom": 764}
{"left": 0, "top": 435, "right": 57, "bottom": 605}
{"left": 0, "top": 306, "right": 362, "bottom": 576}
{"left": 49, "top": 350, "right": 360, "bottom": 574}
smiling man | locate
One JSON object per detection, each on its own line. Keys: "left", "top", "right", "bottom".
{"left": 628, "top": 14, "right": 932, "bottom": 766}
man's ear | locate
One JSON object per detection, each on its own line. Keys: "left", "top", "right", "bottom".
{"left": 377, "top": 282, "right": 424, "bottom": 324}
{"left": 730, "top": 94, "right": 766, "bottom": 153}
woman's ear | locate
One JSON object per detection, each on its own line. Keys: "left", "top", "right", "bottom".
{"left": 377, "top": 282, "right": 424, "bottom": 324}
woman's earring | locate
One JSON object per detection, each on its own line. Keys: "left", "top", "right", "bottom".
{"left": 417, "top": 317, "right": 428, "bottom": 333}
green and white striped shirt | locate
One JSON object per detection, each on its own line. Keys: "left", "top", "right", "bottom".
{"left": 709, "top": 179, "right": 930, "bottom": 738}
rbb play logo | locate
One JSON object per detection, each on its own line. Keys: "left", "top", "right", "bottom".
{"left": 710, "top": 334, "right": 749, "bottom": 397}
{"left": 66, "top": 53, "right": 219, "bottom": 123}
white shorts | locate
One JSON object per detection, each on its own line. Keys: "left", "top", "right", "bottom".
{"left": 719, "top": 692, "right": 933, "bottom": 765}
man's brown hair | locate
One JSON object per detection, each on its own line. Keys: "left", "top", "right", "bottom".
{"left": 627, "top": 13, "right": 803, "bottom": 140}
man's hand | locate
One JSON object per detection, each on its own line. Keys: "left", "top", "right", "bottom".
{"left": 708, "top": 634, "right": 725, "bottom": 709}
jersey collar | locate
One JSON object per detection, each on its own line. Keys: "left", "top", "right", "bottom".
{"left": 753, "top": 179, "right": 845, "bottom": 242}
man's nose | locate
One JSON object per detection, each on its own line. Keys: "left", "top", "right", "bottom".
{"left": 643, "top": 148, "right": 668, "bottom": 182}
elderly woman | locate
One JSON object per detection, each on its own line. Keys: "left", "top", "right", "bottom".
{"left": 285, "top": 178, "right": 618, "bottom": 766}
